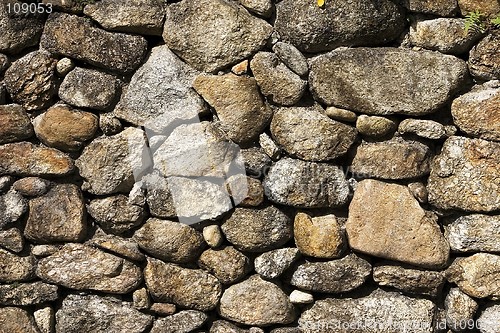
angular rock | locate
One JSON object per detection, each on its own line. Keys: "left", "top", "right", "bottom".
{"left": 34, "top": 306, "right": 54, "bottom": 333}
{"left": 88, "top": 195, "right": 145, "bottom": 235}
{"left": 41, "top": 13, "right": 148, "bottom": 73}
{"left": 310, "top": 47, "right": 469, "bottom": 116}
{"left": 240, "top": 0, "right": 273, "bottom": 17}
{"left": 228, "top": 176, "right": 264, "bottom": 207}
{"left": 477, "top": 303, "right": 500, "bottom": 333}
{"left": 270, "top": 105, "right": 357, "bottom": 161}
{"left": 264, "top": 158, "right": 350, "bottom": 208}
{"left": 0, "top": 281, "right": 58, "bottom": 306}
{"left": 0, "top": 176, "right": 13, "bottom": 193}
{"left": 346, "top": 179, "right": 450, "bottom": 269}
{"left": 163, "top": 0, "right": 272, "bottom": 72}
{"left": 198, "top": 246, "right": 251, "bottom": 284}
{"left": 355, "top": 115, "right": 396, "bottom": 138}
{"left": 255, "top": 248, "right": 300, "bottom": 279}
{"left": 398, "top": 119, "right": 447, "bottom": 140}
{"left": 445, "top": 214, "right": 500, "bottom": 253}
{"left": 142, "top": 173, "right": 176, "bottom": 218}
{"left": 403, "top": 0, "right": 458, "bottom": 16}
{"left": 0, "top": 307, "right": 39, "bottom": 333}
{"left": 0, "top": 248, "right": 35, "bottom": 282}
{"left": 88, "top": 232, "right": 145, "bottom": 262}
{"left": 56, "top": 294, "right": 153, "bottom": 333}
{"left": 12, "top": 177, "right": 50, "bottom": 197}
{"left": 325, "top": 106, "right": 358, "bottom": 123}
{"left": 350, "top": 137, "right": 431, "bottom": 180}
{"left": 469, "top": 32, "right": 500, "bottom": 80}
{"left": 273, "top": 42, "right": 309, "bottom": 77}
{"left": 458, "top": 0, "right": 500, "bottom": 16}
{"left": 0, "top": 189, "right": 27, "bottom": 228}
{"left": 250, "top": 52, "right": 307, "bottom": 106}
{"left": 445, "top": 288, "right": 478, "bottom": 332}
{"left": 259, "top": 133, "right": 281, "bottom": 160}
{"left": 36, "top": 243, "right": 141, "bottom": 294}
{"left": 408, "top": 181, "right": 429, "bottom": 204}
{"left": 4, "top": 51, "right": 58, "bottom": 111}
{"left": 144, "top": 258, "right": 222, "bottom": 311}
{"left": 193, "top": 73, "right": 272, "bottom": 144}
{"left": 231, "top": 60, "right": 249, "bottom": 75}
{"left": 221, "top": 206, "right": 292, "bottom": 252}
{"left": 275, "top": 0, "right": 405, "bottom": 53}
{"left": 0, "top": 3, "right": 44, "bottom": 54}
{"left": 133, "top": 288, "right": 151, "bottom": 310}
{"left": 427, "top": 136, "right": 500, "bottom": 212}
{"left": 0, "top": 228, "right": 23, "bottom": 253}
{"left": 0, "top": 104, "right": 33, "bottom": 144}
{"left": 151, "top": 310, "right": 208, "bottom": 333}
{"left": 289, "top": 254, "right": 371, "bottom": 293}
{"left": 219, "top": 275, "right": 295, "bottom": 326}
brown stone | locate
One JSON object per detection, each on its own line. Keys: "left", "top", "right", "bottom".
{"left": 0, "top": 248, "right": 36, "bottom": 282}
{"left": 0, "top": 104, "right": 33, "bottom": 144}
{"left": 0, "top": 307, "right": 39, "bottom": 333}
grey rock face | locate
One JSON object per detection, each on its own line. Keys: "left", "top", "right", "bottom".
{"left": 427, "top": 136, "right": 500, "bottom": 212}
{"left": 469, "top": 32, "right": 500, "bottom": 80}
{"left": 219, "top": 275, "right": 296, "bottom": 326}
{"left": 88, "top": 232, "right": 144, "bottom": 262}
{"left": 0, "top": 248, "right": 36, "bottom": 282}
{"left": 398, "top": 119, "right": 447, "bottom": 140}
{"left": 0, "top": 307, "right": 39, "bottom": 333}
{"left": 151, "top": 310, "right": 208, "bottom": 333}
{"left": 115, "top": 45, "right": 206, "bottom": 133}
{"left": 445, "top": 214, "right": 500, "bottom": 253}
{"left": 240, "top": 0, "right": 273, "bottom": 17}
{"left": 198, "top": 246, "right": 251, "bottom": 284}
{"left": 0, "top": 228, "right": 24, "bottom": 253}
{"left": 0, "top": 281, "right": 58, "bottom": 306}
{"left": 0, "top": 104, "right": 33, "bottom": 144}
{"left": 445, "top": 288, "right": 478, "bottom": 332}
{"left": 241, "top": 147, "right": 271, "bottom": 176}
{"left": 56, "top": 294, "right": 153, "bottom": 333}
{"left": 255, "top": 248, "right": 300, "bottom": 279}
{"left": 0, "top": 2, "right": 44, "bottom": 54}
{"left": 264, "top": 158, "right": 350, "bottom": 208}
{"left": 402, "top": 0, "right": 458, "bottom": 16}
{"left": 273, "top": 42, "right": 309, "bottom": 77}
{"left": 41, "top": 13, "right": 148, "bottom": 73}
{"left": 275, "top": 0, "right": 405, "bottom": 53}
{"left": 0, "top": 189, "right": 27, "bottom": 228}
{"left": 88, "top": 195, "right": 145, "bottom": 235}
{"left": 270, "top": 106, "right": 357, "bottom": 161}
{"left": 163, "top": 0, "right": 272, "bottom": 72}
{"left": 477, "top": 303, "right": 500, "bottom": 333}
{"left": 310, "top": 48, "right": 469, "bottom": 116}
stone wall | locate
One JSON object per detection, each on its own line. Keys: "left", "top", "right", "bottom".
{"left": 0, "top": 0, "right": 499, "bottom": 332}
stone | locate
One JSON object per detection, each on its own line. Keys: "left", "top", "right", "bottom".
{"left": 298, "top": 289, "right": 436, "bottom": 333}
{"left": 250, "top": 52, "right": 307, "bottom": 106}
{"left": 0, "top": 142, "right": 74, "bottom": 177}
{"left": 409, "top": 18, "right": 483, "bottom": 55}
{"left": 142, "top": 173, "right": 176, "bottom": 219}
{"left": 240, "top": 0, "right": 273, "bottom": 17}
{"left": 445, "top": 214, "right": 500, "bottom": 253}
{"left": 288, "top": 253, "right": 371, "bottom": 293}
{"left": 398, "top": 119, "right": 447, "bottom": 140}
{"left": 0, "top": 189, "right": 27, "bottom": 228}
{"left": 408, "top": 181, "right": 429, "bottom": 204}
{"left": 231, "top": 60, "right": 249, "bottom": 75}
{"left": 0, "top": 104, "right": 33, "bottom": 144}
{"left": 221, "top": 206, "right": 293, "bottom": 252}
{"left": 211, "top": 320, "right": 257, "bottom": 333}
{"left": 88, "top": 195, "right": 145, "bottom": 235}
{"left": 0, "top": 248, "right": 35, "bottom": 282}
{"left": 272, "top": 42, "right": 308, "bottom": 77}
{"left": 56, "top": 294, "right": 153, "bottom": 333}
{"left": 259, "top": 133, "right": 281, "bottom": 160}
{"left": 427, "top": 136, "right": 500, "bottom": 212}
{"left": 445, "top": 288, "right": 478, "bottom": 332}
{"left": 193, "top": 73, "right": 272, "bottom": 144}
{"left": 228, "top": 176, "right": 264, "bottom": 207}
{"left": 346, "top": 179, "right": 450, "bottom": 269}
{"left": 36, "top": 243, "right": 141, "bottom": 294}
{"left": 219, "top": 275, "right": 295, "bottom": 326}
{"left": 0, "top": 176, "right": 13, "bottom": 193}
{"left": 76, "top": 127, "right": 150, "bottom": 195}
{"left": 402, "top": 0, "right": 459, "bottom": 16}
{"left": 59, "top": 67, "right": 120, "bottom": 111}
{"left": 350, "top": 137, "right": 432, "bottom": 180}
{"left": 469, "top": 32, "right": 500, "bottom": 80}
{"left": 0, "top": 2, "right": 44, "bottom": 54}
{"left": 0, "top": 84, "right": 5, "bottom": 105}
{"left": 41, "top": 13, "right": 147, "bottom": 73}
{"left": 451, "top": 81, "right": 500, "bottom": 142}
{"left": 477, "top": 303, "right": 500, "bottom": 333}
{"left": 446, "top": 253, "right": 500, "bottom": 299}
{"left": 270, "top": 105, "right": 357, "bottom": 161}
{"left": 294, "top": 212, "right": 344, "bottom": 259}
{"left": 25, "top": 184, "right": 86, "bottom": 243}
{"left": 203, "top": 225, "right": 224, "bottom": 248}
{"left": 264, "top": 158, "right": 350, "bottom": 208}
{"left": 56, "top": 57, "right": 74, "bottom": 77}
{"left": 356, "top": 115, "right": 396, "bottom": 138}
{"left": 241, "top": 146, "right": 272, "bottom": 176}
{"left": 34, "top": 104, "right": 98, "bottom": 152}
{"left": 0, "top": 228, "right": 23, "bottom": 253}
{"left": 310, "top": 47, "right": 469, "bottom": 116}
{"left": 12, "top": 177, "right": 50, "bottom": 197}
{"left": 149, "top": 303, "right": 176, "bottom": 316}
{"left": 31, "top": 245, "right": 60, "bottom": 258}
{"left": 275, "top": 0, "right": 405, "bottom": 53}
{"left": 325, "top": 106, "right": 358, "bottom": 123}
{"left": 34, "top": 306, "right": 54, "bottom": 333}
{"left": 151, "top": 310, "right": 208, "bottom": 333}
{"left": 0, "top": 54, "right": 8, "bottom": 73}
{"left": 144, "top": 258, "right": 222, "bottom": 311}
{"left": 87, "top": 232, "right": 145, "bottom": 262}
{"left": 4, "top": 51, "right": 58, "bottom": 111}
{"left": 84, "top": 0, "right": 165, "bottom": 36}
{"left": 0, "top": 307, "right": 39, "bottom": 333}
{"left": 373, "top": 262, "right": 445, "bottom": 297}
{"left": 99, "top": 112, "right": 123, "bottom": 136}
{"left": 289, "top": 290, "right": 314, "bottom": 305}
{"left": 198, "top": 246, "right": 251, "bottom": 284}
{"left": 0, "top": 281, "right": 58, "bottom": 306}
{"left": 134, "top": 218, "right": 204, "bottom": 263}
{"left": 458, "top": 0, "right": 500, "bottom": 16}
{"left": 255, "top": 248, "right": 300, "bottom": 279}
{"left": 133, "top": 288, "right": 151, "bottom": 310}
{"left": 163, "top": 0, "right": 272, "bottom": 73}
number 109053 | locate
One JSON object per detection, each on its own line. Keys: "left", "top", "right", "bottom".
{"left": 6, "top": 2, "right": 53, "bottom": 14}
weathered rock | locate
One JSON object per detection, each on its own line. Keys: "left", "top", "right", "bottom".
{"left": 56, "top": 294, "right": 153, "bottom": 333}
{"left": 408, "top": 181, "right": 429, "bottom": 204}
{"left": 451, "top": 81, "right": 500, "bottom": 142}
{"left": 445, "top": 214, "right": 500, "bottom": 253}
{"left": 0, "top": 189, "right": 27, "bottom": 228}
{"left": 59, "top": 67, "right": 119, "bottom": 111}
{"left": 310, "top": 48, "right": 469, "bottom": 116}
{"left": 144, "top": 258, "right": 222, "bottom": 311}
{"left": 134, "top": 218, "right": 205, "bottom": 263}
{"left": 87, "top": 232, "right": 145, "bottom": 262}
{"left": 228, "top": 176, "right": 264, "bottom": 207}
{"left": 150, "top": 303, "right": 177, "bottom": 316}
{"left": 289, "top": 290, "right": 314, "bottom": 305}
{"left": 0, "top": 248, "right": 35, "bottom": 282}
{"left": 36, "top": 243, "right": 141, "bottom": 294}
{"left": 346, "top": 179, "right": 450, "bottom": 269}
{"left": 458, "top": 0, "right": 500, "bottom": 16}
{"left": 0, "top": 2, "right": 44, "bottom": 54}
{"left": 402, "top": 0, "right": 458, "bottom": 16}
{"left": 99, "top": 112, "right": 123, "bottom": 136}
{"left": 0, "top": 104, "right": 33, "bottom": 144}
{"left": 299, "top": 289, "right": 436, "bottom": 332}
{"left": 231, "top": 60, "right": 249, "bottom": 75}
{"left": 477, "top": 303, "right": 500, "bottom": 333}
{"left": 0, "top": 176, "right": 13, "bottom": 193}
{"left": 445, "top": 288, "right": 478, "bottom": 332}
{"left": 56, "top": 57, "right": 74, "bottom": 77}
{"left": 142, "top": 173, "right": 176, "bottom": 218}
{"left": 163, "top": 0, "right": 272, "bottom": 72}
{"left": 211, "top": 320, "right": 265, "bottom": 333}
{"left": 469, "top": 32, "right": 500, "bottom": 80}
{"left": 194, "top": 73, "right": 272, "bottom": 144}
{"left": 0, "top": 54, "right": 8, "bottom": 73}
{"left": 264, "top": 158, "right": 350, "bottom": 208}
{"left": 31, "top": 245, "right": 60, "bottom": 258}
{"left": 4, "top": 51, "right": 58, "bottom": 111}
{"left": 88, "top": 195, "right": 145, "bottom": 235}
{"left": 0, "top": 142, "right": 74, "bottom": 177}
{"left": 398, "top": 119, "right": 447, "bottom": 140}
{"left": 294, "top": 212, "right": 344, "bottom": 259}
{"left": 151, "top": 310, "right": 208, "bottom": 333}
{"left": 275, "top": 0, "right": 405, "bottom": 53}
{"left": 84, "top": 0, "right": 165, "bottom": 36}
{"left": 133, "top": 288, "right": 151, "bottom": 310}
{"left": 427, "top": 136, "right": 500, "bottom": 212}
{"left": 240, "top": 0, "right": 273, "bottom": 17}
{"left": 76, "top": 127, "right": 150, "bottom": 195}
{"left": 198, "top": 246, "right": 251, "bottom": 284}
{"left": 221, "top": 206, "right": 292, "bottom": 252}
{"left": 446, "top": 253, "right": 500, "bottom": 299}
{"left": 255, "top": 248, "right": 300, "bottom": 279}
{"left": 219, "top": 275, "right": 295, "bottom": 326}
{"left": 0, "top": 228, "right": 23, "bottom": 253}
{"left": 12, "top": 177, "right": 50, "bottom": 197}
{"left": 289, "top": 254, "right": 371, "bottom": 293}
{"left": 0, "top": 281, "right": 58, "bottom": 306}
{"left": 273, "top": 42, "right": 308, "bottom": 77}
{"left": 241, "top": 146, "right": 271, "bottom": 176}
{"left": 250, "top": 52, "right": 307, "bottom": 106}
{"left": 325, "top": 106, "right": 358, "bottom": 123}
{"left": 259, "top": 133, "right": 281, "bottom": 160}
{"left": 0, "top": 307, "right": 39, "bottom": 333}
{"left": 355, "top": 115, "right": 396, "bottom": 138}
{"left": 270, "top": 106, "right": 357, "bottom": 161}
{"left": 203, "top": 225, "right": 224, "bottom": 249}
{"left": 25, "top": 184, "right": 86, "bottom": 243}
{"left": 34, "top": 306, "right": 54, "bottom": 333}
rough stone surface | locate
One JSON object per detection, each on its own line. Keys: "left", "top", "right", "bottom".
{"left": 203, "top": 225, "right": 224, "bottom": 249}
{"left": 198, "top": 246, "right": 251, "bottom": 284}
{"left": 0, "top": 54, "right": 7, "bottom": 73}
{"left": 228, "top": 176, "right": 264, "bottom": 207}
{"left": 255, "top": 248, "right": 300, "bottom": 279}
{"left": 151, "top": 310, "right": 208, "bottom": 333}
{"left": 355, "top": 115, "right": 396, "bottom": 138}
{"left": 310, "top": 47, "right": 469, "bottom": 116}
{"left": 240, "top": 0, "right": 273, "bottom": 17}
{"left": 273, "top": 42, "right": 309, "bottom": 77}
{"left": 0, "top": 248, "right": 35, "bottom": 282}
{"left": 88, "top": 195, "right": 145, "bottom": 235}
{"left": 88, "top": 232, "right": 145, "bottom": 262}
{"left": 0, "top": 281, "right": 58, "bottom": 306}
{"left": 56, "top": 57, "right": 74, "bottom": 77}
{"left": 477, "top": 303, "right": 500, "bottom": 333}
{"left": 403, "top": 0, "right": 458, "bottom": 16}
{"left": 445, "top": 214, "right": 500, "bottom": 253}
{"left": 0, "top": 3, "right": 44, "bottom": 54}
{"left": 34, "top": 306, "right": 54, "bottom": 333}
{"left": 0, "top": 307, "right": 40, "bottom": 333}
{"left": 398, "top": 119, "right": 447, "bottom": 140}
{"left": 445, "top": 287, "right": 478, "bottom": 332}
{"left": 0, "top": 228, "right": 24, "bottom": 253}
{"left": 0, "top": 189, "right": 27, "bottom": 228}
{"left": 289, "top": 290, "right": 314, "bottom": 305}
{"left": 241, "top": 147, "right": 271, "bottom": 176}
{"left": 0, "top": 104, "right": 33, "bottom": 144}
{"left": 458, "top": 0, "right": 500, "bottom": 16}
{"left": 12, "top": 177, "right": 50, "bottom": 197}
{"left": 469, "top": 32, "right": 500, "bottom": 80}
{"left": 325, "top": 106, "right": 358, "bottom": 123}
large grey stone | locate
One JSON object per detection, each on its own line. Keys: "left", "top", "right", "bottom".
{"left": 255, "top": 248, "right": 300, "bottom": 279}
{"left": 0, "top": 2, "right": 44, "bottom": 54}
{"left": 445, "top": 214, "right": 500, "bottom": 253}
{"left": 272, "top": 42, "right": 309, "bottom": 77}
{"left": 402, "top": 0, "right": 458, "bottom": 16}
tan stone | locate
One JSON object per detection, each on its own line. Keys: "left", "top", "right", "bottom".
{"left": 294, "top": 212, "right": 344, "bottom": 258}
{"left": 458, "top": 0, "right": 500, "bottom": 16}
